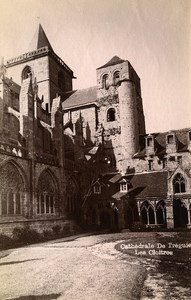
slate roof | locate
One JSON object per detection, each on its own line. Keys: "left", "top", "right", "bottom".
{"left": 97, "top": 56, "right": 126, "bottom": 70}
{"left": 88, "top": 171, "right": 168, "bottom": 202}
{"left": 134, "top": 128, "right": 191, "bottom": 158}
{"left": 62, "top": 86, "right": 97, "bottom": 109}
{"left": 126, "top": 171, "right": 168, "bottom": 199}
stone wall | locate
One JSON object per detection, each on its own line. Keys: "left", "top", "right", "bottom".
{"left": 0, "top": 217, "right": 73, "bottom": 237}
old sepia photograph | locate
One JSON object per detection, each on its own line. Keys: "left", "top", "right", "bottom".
{"left": 0, "top": 0, "right": 191, "bottom": 299}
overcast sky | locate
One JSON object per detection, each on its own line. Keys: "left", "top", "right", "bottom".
{"left": 0, "top": 0, "right": 190, "bottom": 133}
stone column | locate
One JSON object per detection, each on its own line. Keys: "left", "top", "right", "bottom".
{"left": 0, "top": 194, "right": 1, "bottom": 215}
{"left": 166, "top": 196, "right": 174, "bottom": 228}
{"left": 154, "top": 209, "right": 157, "bottom": 225}
{"left": 13, "top": 193, "right": 16, "bottom": 215}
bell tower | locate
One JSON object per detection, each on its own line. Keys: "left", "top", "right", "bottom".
{"left": 96, "top": 56, "right": 145, "bottom": 173}
{"left": 6, "top": 24, "right": 75, "bottom": 111}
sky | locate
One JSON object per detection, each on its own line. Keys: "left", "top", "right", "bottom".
{"left": 0, "top": 0, "right": 190, "bottom": 133}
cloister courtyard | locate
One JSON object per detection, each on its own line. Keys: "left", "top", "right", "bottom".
{"left": 0, "top": 231, "right": 191, "bottom": 300}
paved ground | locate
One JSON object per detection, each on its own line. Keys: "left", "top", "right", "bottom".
{"left": 0, "top": 233, "right": 145, "bottom": 300}
{"left": 0, "top": 232, "right": 191, "bottom": 300}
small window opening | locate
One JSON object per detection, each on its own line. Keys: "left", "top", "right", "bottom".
{"left": 107, "top": 108, "right": 116, "bottom": 122}
{"left": 147, "top": 137, "right": 153, "bottom": 147}
{"left": 46, "top": 103, "right": 49, "bottom": 112}
{"left": 120, "top": 182, "right": 127, "bottom": 192}
{"left": 102, "top": 74, "right": 109, "bottom": 89}
{"left": 113, "top": 71, "right": 120, "bottom": 85}
{"left": 167, "top": 135, "right": 174, "bottom": 144}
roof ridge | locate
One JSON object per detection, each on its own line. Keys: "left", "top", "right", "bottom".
{"left": 97, "top": 56, "right": 127, "bottom": 70}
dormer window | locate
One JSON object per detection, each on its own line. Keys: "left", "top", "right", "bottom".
{"left": 107, "top": 108, "right": 116, "bottom": 122}
{"left": 167, "top": 134, "right": 174, "bottom": 144}
{"left": 113, "top": 71, "right": 120, "bottom": 85}
{"left": 93, "top": 182, "right": 101, "bottom": 194}
{"left": 147, "top": 137, "right": 153, "bottom": 147}
{"left": 146, "top": 135, "right": 154, "bottom": 155}
{"left": 102, "top": 74, "right": 109, "bottom": 89}
{"left": 120, "top": 179, "right": 128, "bottom": 192}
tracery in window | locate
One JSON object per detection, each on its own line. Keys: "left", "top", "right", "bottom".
{"left": 37, "top": 170, "right": 58, "bottom": 214}
{"left": 173, "top": 173, "right": 186, "bottom": 193}
{"left": 0, "top": 162, "right": 24, "bottom": 216}
{"left": 140, "top": 201, "right": 155, "bottom": 225}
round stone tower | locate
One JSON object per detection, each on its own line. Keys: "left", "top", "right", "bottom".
{"left": 118, "top": 79, "right": 139, "bottom": 171}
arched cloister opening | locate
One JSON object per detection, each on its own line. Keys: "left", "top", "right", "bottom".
{"left": 173, "top": 199, "right": 188, "bottom": 228}
{"left": 156, "top": 200, "right": 166, "bottom": 225}
{"left": 65, "top": 174, "right": 79, "bottom": 216}
{"left": 100, "top": 211, "right": 111, "bottom": 229}
{"left": 86, "top": 207, "right": 97, "bottom": 227}
{"left": 0, "top": 161, "right": 27, "bottom": 216}
{"left": 140, "top": 201, "right": 155, "bottom": 225}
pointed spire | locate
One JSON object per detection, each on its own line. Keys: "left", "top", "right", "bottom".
{"left": 36, "top": 24, "right": 53, "bottom": 51}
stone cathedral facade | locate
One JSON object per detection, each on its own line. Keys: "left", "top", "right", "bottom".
{"left": 0, "top": 25, "right": 191, "bottom": 235}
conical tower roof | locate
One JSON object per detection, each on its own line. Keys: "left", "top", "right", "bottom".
{"left": 28, "top": 24, "right": 53, "bottom": 52}
{"left": 37, "top": 24, "right": 53, "bottom": 50}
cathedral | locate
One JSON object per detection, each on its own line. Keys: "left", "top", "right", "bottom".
{"left": 0, "top": 25, "right": 191, "bottom": 236}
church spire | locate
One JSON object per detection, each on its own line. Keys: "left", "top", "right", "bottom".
{"left": 36, "top": 24, "right": 53, "bottom": 51}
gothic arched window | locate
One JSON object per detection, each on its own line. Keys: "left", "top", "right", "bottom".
{"left": 102, "top": 74, "right": 109, "bottom": 89}
{"left": 140, "top": 201, "right": 155, "bottom": 225}
{"left": 37, "top": 170, "right": 58, "bottom": 214}
{"left": 173, "top": 173, "right": 186, "bottom": 193}
{"left": 113, "top": 71, "right": 120, "bottom": 85}
{"left": 0, "top": 162, "right": 25, "bottom": 216}
{"left": 156, "top": 200, "right": 166, "bottom": 225}
{"left": 107, "top": 108, "right": 116, "bottom": 122}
